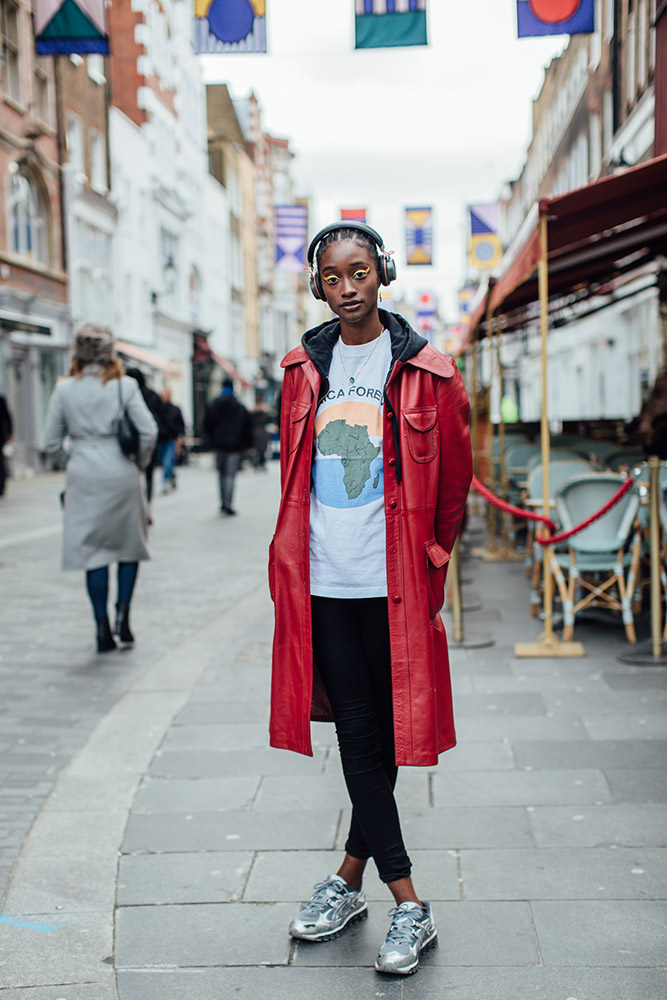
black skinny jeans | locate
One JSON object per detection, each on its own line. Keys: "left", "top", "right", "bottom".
{"left": 311, "top": 596, "right": 411, "bottom": 884}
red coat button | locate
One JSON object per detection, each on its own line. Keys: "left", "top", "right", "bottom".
{"left": 388, "top": 457, "right": 396, "bottom": 466}
{"left": 387, "top": 412, "right": 394, "bottom": 420}
{"left": 393, "top": 596, "right": 402, "bottom": 604}
{"left": 390, "top": 500, "right": 397, "bottom": 509}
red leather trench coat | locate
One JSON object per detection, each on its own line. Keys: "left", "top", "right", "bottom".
{"left": 268, "top": 312, "right": 472, "bottom": 767}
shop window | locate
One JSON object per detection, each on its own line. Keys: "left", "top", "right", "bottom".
{"left": 1, "top": 0, "right": 21, "bottom": 103}
{"left": 7, "top": 169, "right": 49, "bottom": 265}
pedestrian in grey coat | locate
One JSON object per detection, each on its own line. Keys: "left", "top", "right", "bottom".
{"left": 43, "top": 325, "right": 158, "bottom": 653}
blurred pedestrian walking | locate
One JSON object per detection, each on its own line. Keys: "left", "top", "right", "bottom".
{"left": 43, "top": 325, "right": 157, "bottom": 653}
{"left": 250, "top": 402, "right": 271, "bottom": 470}
{"left": 203, "top": 379, "right": 252, "bottom": 516}
{"left": 0, "top": 393, "right": 13, "bottom": 498}
{"left": 157, "top": 387, "right": 185, "bottom": 493}
{"left": 269, "top": 223, "right": 472, "bottom": 975}
{"left": 125, "top": 368, "right": 164, "bottom": 511}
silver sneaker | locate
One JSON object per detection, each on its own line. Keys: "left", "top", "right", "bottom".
{"left": 374, "top": 900, "right": 437, "bottom": 975}
{"left": 289, "top": 873, "right": 368, "bottom": 942}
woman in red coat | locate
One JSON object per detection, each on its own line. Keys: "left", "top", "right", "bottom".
{"left": 269, "top": 222, "right": 472, "bottom": 975}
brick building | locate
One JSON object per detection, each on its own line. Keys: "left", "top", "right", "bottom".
{"left": 0, "top": 0, "right": 69, "bottom": 472}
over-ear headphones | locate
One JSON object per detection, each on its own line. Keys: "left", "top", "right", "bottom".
{"left": 307, "top": 222, "right": 397, "bottom": 301}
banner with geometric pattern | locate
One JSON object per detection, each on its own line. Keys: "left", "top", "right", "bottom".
{"left": 405, "top": 207, "right": 433, "bottom": 266}
{"left": 468, "top": 204, "right": 502, "bottom": 270}
{"left": 194, "top": 0, "right": 267, "bottom": 54}
{"left": 355, "top": 0, "right": 427, "bottom": 49}
{"left": 34, "top": 0, "right": 108, "bottom": 54}
{"left": 517, "top": 0, "right": 594, "bottom": 37}
{"left": 274, "top": 205, "right": 308, "bottom": 272}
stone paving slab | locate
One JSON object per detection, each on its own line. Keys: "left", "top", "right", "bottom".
{"left": 0, "top": 985, "right": 116, "bottom": 999}
{"left": 147, "top": 748, "right": 327, "bottom": 779}
{"left": 122, "top": 808, "right": 341, "bottom": 853}
{"left": 132, "top": 776, "right": 261, "bottom": 813}
{"left": 159, "top": 723, "right": 272, "bottom": 751}
{"left": 459, "top": 847, "right": 667, "bottom": 899}
{"left": 444, "top": 693, "right": 547, "bottom": 716}
{"left": 116, "top": 967, "right": 403, "bottom": 1000}
{"left": 603, "top": 768, "right": 667, "bottom": 802}
{"left": 453, "top": 714, "right": 589, "bottom": 741}
{"left": 541, "top": 689, "right": 666, "bottom": 716}
{"left": 531, "top": 899, "right": 667, "bottom": 966}
{"left": 431, "top": 767, "right": 612, "bottom": 807}
{"left": 291, "top": 901, "right": 539, "bottom": 968}
{"left": 173, "top": 700, "right": 268, "bottom": 726}
{"left": 0, "top": 854, "right": 118, "bottom": 914}
{"left": 581, "top": 713, "right": 667, "bottom": 740}
{"left": 528, "top": 803, "right": 667, "bottom": 847}
{"left": 513, "top": 739, "right": 667, "bottom": 770}
{"left": 115, "top": 902, "right": 295, "bottom": 967}
{"left": 0, "top": 912, "right": 113, "bottom": 988}
{"left": 403, "top": 966, "right": 667, "bottom": 999}
{"left": 243, "top": 848, "right": 460, "bottom": 901}
{"left": 336, "top": 806, "right": 534, "bottom": 850}
{"left": 117, "top": 851, "right": 253, "bottom": 905}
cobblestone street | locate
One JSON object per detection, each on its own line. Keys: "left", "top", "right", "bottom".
{"left": 0, "top": 462, "right": 666, "bottom": 998}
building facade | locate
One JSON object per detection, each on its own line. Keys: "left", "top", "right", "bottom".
{"left": 0, "top": 0, "right": 69, "bottom": 472}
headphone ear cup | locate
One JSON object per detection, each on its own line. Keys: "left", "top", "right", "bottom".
{"left": 380, "top": 255, "right": 397, "bottom": 287}
{"left": 310, "top": 272, "right": 325, "bottom": 301}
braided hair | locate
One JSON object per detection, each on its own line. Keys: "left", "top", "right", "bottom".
{"left": 315, "top": 227, "right": 381, "bottom": 277}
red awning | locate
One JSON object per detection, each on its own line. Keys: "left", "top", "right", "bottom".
{"left": 467, "top": 153, "right": 667, "bottom": 339}
{"left": 193, "top": 334, "right": 253, "bottom": 391}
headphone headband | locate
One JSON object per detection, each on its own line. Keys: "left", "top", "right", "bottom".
{"left": 307, "top": 222, "right": 387, "bottom": 266}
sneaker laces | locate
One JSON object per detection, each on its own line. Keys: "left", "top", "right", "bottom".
{"left": 307, "top": 877, "right": 347, "bottom": 909}
{"left": 383, "top": 905, "right": 425, "bottom": 947}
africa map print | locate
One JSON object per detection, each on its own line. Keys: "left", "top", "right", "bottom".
{"left": 313, "top": 401, "right": 384, "bottom": 508}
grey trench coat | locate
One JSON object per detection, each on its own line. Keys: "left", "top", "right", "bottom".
{"left": 44, "top": 371, "right": 158, "bottom": 571}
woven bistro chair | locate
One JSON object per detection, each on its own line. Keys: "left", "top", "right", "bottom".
{"left": 548, "top": 473, "right": 641, "bottom": 643}
{"left": 524, "top": 460, "right": 591, "bottom": 615}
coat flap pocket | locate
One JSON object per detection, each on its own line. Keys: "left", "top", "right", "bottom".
{"left": 291, "top": 400, "right": 310, "bottom": 423}
{"left": 426, "top": 539, "right": 450, "bottom": 568}
{"left": 404, "top": 407, "right": 437, "bottom": 433}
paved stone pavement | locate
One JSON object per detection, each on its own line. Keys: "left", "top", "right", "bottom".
{"left": 0, "top": 462, "right": 666, "bottom": 998}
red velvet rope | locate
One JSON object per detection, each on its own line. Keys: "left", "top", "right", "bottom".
{"left": 534, "top": 476, "right": 634, "bottom": 546}
{"left": 471, "top": 474, "right": 635, "bottom": 545}
{"left": 471, "top": 475, "right": 556, "bottom": 529}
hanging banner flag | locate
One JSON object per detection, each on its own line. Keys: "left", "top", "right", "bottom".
{"left": 194, "top": 0, "right": 266, "bottom": 55}
{"left": 416, "top": 290, "right": 437, "bottom": 341}
{"left": 457, "top": 283, "right": 477, "bottom": 325}
{"left": 274, "top": 204, "right": 308, "bottom": 272}
{"left": 341, "top": 209, "right": 367, "bottom": 223}
{"left": 517, "top": 0, "right": 594, "bottom": 37}
{"left": 355, "top": 0, "right": 427, "bottom": 50}
{"left": 34, "top": 0, "right": 109, "bottom": 53}
{"left": 469, "top": 204, "right": 502, "bottom": 270}
{"left": 405, "top": 207, "right": 432, "bottom": 266}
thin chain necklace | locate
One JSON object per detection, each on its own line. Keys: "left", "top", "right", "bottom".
{"left": 337, "top": 328, "right": 384, "bottom": 385}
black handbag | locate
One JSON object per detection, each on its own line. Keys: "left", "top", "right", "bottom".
{"left": 117, "top": 379, "right": 140, "bottom": 462}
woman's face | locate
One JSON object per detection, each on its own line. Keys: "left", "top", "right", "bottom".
{"left": 318, "top": 239, "right": 381, "bottom": 325}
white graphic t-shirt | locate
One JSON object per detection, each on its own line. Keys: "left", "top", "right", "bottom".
{"left": 310, "top": 329, "right": 392, "bottom": 598}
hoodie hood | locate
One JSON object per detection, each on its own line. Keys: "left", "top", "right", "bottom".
{"left": 301, "top": 309, "right": 427, "bottom": 379}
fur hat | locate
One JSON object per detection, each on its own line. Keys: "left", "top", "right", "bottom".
{"left": 73, "top": 324, "right": 115, "bottom": 364}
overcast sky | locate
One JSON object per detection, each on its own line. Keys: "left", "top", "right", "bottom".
{"left": 201, "top": 0, "right": 567, "bottom": 320}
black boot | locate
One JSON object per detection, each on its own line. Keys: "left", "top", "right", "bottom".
{"left": 96, "top": 617, "right": 117, "bottom": 653}
{"left": 114, "top": 603, "right": 134, "bottom": 644}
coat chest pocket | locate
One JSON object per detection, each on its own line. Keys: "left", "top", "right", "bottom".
{"left": 404, "top": 406, "right": 438, "bottom": 463}
{"left": 288, "top": 400, "right": 311, "bottom": 454}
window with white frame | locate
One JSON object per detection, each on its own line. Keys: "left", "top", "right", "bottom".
{"left": 65, "top": 113, "right": 85, "bottom": 173}
{"left": 33, "top": 56, "right": 50, "bottom": 122}
{"left": 87, "top": 53, "right": 106, "bottom": 84}
{"left": 1, "top": 0, "right": 21, "bottom": 103}
{"left": 89, "top": 129, "right": 107, "bottom": 192}
{"left": 7, "top": 169, "right": 49, "bottom": 264}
